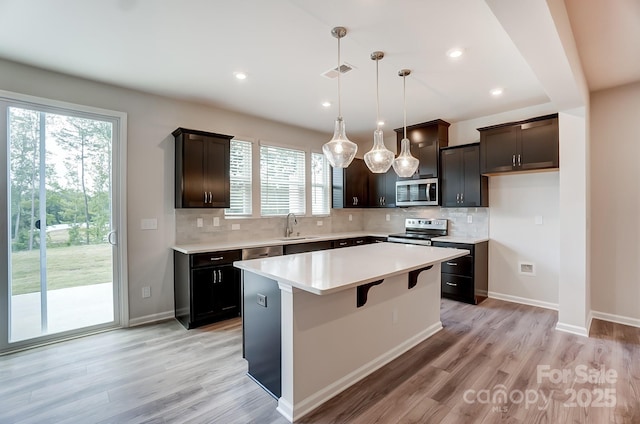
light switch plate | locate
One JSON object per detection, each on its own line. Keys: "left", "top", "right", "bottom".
{"left": 141, "top": 218, "right": 157, "bottom": 230}
{"left": 386, "top": 214, "right": 390, "bottom": 222}
{"left": 231, "top": 223, "right": 240, "bottom": 230}
{"left": 213, "top": 217, "right": 220, "bottom": 227}
{"left": 467, "top": 215, "right": 473, "bottom": 224}
{"left": 317, "top": 221, "right": 323, "bottom": 226}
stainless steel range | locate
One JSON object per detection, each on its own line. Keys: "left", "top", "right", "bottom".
{"left": 387, "top": 218, "right": 448, "bottom": 246}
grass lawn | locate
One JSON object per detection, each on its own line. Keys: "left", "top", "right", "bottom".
{"left": 11, "top": 244, "right": 112, "bottom": 295}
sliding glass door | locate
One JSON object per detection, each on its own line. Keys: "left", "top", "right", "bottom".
{"left": 1, "top": 95, "right": 126, "bottom": 351}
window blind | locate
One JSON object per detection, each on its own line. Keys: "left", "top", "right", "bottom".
{"left": 311, "top": 152, "right": 330, "bottom": 215}
{"left": 226, "top": 139, "right": 252, "bottom": 215}
{"left": 260, "top": 145, "right": 305, "bottom": 216}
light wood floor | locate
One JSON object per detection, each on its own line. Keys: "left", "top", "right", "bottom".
{"left": 1, "top": 298, "right": 638, "bottom": 423}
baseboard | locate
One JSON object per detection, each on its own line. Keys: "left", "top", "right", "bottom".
{"left": 128, "top": 311, "right": 175, "bottom": 327}
{"left": 282, "top": 321, "right": 443, "bottom": 422}
{"left": 555, "top": 321, "right": 589, "bottom": 337}
{"left": 488, "top": 291, "right": 559, "bottom": 311}
{"left": 591, "top": 310, "right": 640, "bottom": 329}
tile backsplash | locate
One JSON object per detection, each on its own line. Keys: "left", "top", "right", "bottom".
{"left": 175, "top": 207, "right": 488, "bottom": 244}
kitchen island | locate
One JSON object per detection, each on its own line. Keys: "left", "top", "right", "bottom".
{"left": 234, "top": 242, "right": 469, "bottom": 422}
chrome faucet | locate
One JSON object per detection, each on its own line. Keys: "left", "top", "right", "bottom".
{"left": 285, "top": 213, "right": 297, "bottom": 238}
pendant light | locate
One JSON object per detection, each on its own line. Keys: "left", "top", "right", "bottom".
{"left": 392, "top": 69, "right": 419, "bottom": 177}
{"left": 322, "top": 26, "right": 357, "bottom": 168}
{"left": 364, "top": 51, "right": 394, "bottom": 173}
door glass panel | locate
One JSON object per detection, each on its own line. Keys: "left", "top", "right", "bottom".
{"left": 8, "top": 106, "right": 115, "bottom": 343}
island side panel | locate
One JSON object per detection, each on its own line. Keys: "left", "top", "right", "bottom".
{"left": 286, "top": 264, "right": 442, "bottom": 420}
{"left": 242, "top": 271, "right": 282, "bottom": 398}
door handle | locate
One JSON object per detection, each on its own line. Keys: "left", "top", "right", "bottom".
{"left": 35, "top": 219, "right": 41, "bottom": 230}
{"left": 107, "top": 230, "right": 117, "bottom": 246}
{"left": 212, "top": 270, "right": 217, "bottom": 284}
{"left": 217, "top": 269, "right": 222, "bottom": 282}
{"left": 517, "top": 154, "right": 521, "bottom": 166}
{"left": 445, "top": 282, "right": 458, "bottom": 287}
{"left": 512, "top": 154, "right": 516, "bottom": 167}
{"left": 460, "top": 192, "right": 464, "bottom": 203}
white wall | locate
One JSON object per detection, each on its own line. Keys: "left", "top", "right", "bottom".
{"left": 590, "top": 81, "right": 640, "bottom": 325}
{"left": 488, "top": 172, "right": 560, "bottom": 307}
{"left": 0, "top": 58, "right": 330, "bottom": 322}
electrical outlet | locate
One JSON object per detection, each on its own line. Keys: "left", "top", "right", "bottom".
{"left": 467, "top": 215, "right": 473, "bottom": 224}
{"left": 141, "top": 218, "right": 157, "bottom": 230}
{"left": 213, "top": 217, "right": 220, "bottom": 227}
{"left": 518, "top": 262, "right": 536, "bottom": 276}
{"left": 196, "top": 218, "right": 203, "bottom": 228}
{"left": 349, "top": 214, "right": 353, "bottom": 222}
{"left": 317, "top": 221, "right": 323, "bottom": 226}
{"left": 386, "top": 214, "right": 390, "bottom": 222}
{"left": 142, "top": 286, "right": 151, "bottom": 298}
{"left": 392, "top": 308, "right": 398, "bottom": 325}
{"left": 535, "top": 216, "right": 543, "bottom": 225}
{"left": 232, "top": 223, "right": 240, "bottom": 230}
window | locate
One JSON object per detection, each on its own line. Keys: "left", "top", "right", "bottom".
{"left": 260, "top": 145, "right": 305, "bottom": 216}
{"left": 226, "top": 139, "right": 252, "bottom": 215}
{"left": 311, "top": 152, "right": 331, "bottom": 215}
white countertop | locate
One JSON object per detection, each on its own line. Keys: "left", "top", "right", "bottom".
{"left": 234, "top": 242, "right": 469, "bottom": 295}
{"left": 431, "top": 236, "right": 489, "bottom": 244}
{"left": 172, "top": 231, "right": 388, "bottom": 254}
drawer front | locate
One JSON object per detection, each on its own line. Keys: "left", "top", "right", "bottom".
{"left": 332, "top": 239, "right": 353, "bottom": 249}
{"left": 191, "top": 250, "right": 241, "bottom": 267}
{"left": 441, "top": 255, "right": 474, "bottom": 277}
{"left": 441, "top": 273, "right": 474, "bottom": 300}
{"left": 352, "top": 237, "right": 368, "bottom": 246}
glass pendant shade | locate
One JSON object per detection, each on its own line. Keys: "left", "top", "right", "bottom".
{"left": 392, "top": 137, "right": 419, "bottom": 177}
{"left": 323, "top": 117, "right": 357, "bottom": 168}
{"left": 393, "top": 68, "right": 419, "bottom": 177}
{"left": 364, "top": 129, "right": 394, "bottom": 173}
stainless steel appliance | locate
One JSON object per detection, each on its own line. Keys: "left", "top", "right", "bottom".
{"left": 396, "top": 177, "right": 439, "bottom": 206}
{"left": 387, "top": 218, "right": 448, "bottom": 246}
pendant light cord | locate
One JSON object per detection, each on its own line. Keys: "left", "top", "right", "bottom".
{"left": 375, "top": 57, "right": 380, "bottom": 130}
{"left": 337, "top": 35, "right": 342, "bottom": 119}
{"left": 403, "top": 74, "right": 407, "bottom": 139}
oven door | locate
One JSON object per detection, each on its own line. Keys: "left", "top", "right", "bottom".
{"left": 396, "top": 178, "right": 438, "bottom": 206}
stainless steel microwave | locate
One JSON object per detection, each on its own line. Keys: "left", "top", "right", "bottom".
{"left": 396, "top": 178, "right": 439, "bottom": 206}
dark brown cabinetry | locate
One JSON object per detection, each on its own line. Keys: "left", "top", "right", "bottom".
{"left": 440, "top": 144, "right": 488, "bottom": 208}
{"left": 332, "top": 158, "right": 369, "bottom": 208}
{"left": 174, "top": 249, "right": 241, "bottom": 329}
{"left": 174, "top": 128, "right": 233, "bottom": 208}
{"left": 332, "top": 236, "right": 369, "bottom": 249}
{"left": 394, "top": 119, "right": 450, "bottom": 179}
{"left": 283, "top": 240, "right": 332, "bottom": 255}
{"left": 368, "top": 168, "right": 397, "bottom": 208}
{"left": 432, "top": 241, "right": 488, "bottom": 305}
{"left": 479, "top": 114, "right": 559, "bottom": 175}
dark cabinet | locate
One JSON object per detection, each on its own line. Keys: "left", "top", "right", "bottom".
{"left": 440, "top": 144, "right": 488, "bottom": 207}
{"left": 174, "top": 249, "right": 241, "bottom": 329}
{"left": 332, "top": 158, "right": 369, "bottom": 208}
{"left": 394, "top": 119, "right": 450, "bottom": 179}
{"left": 332, "top": 236, "right": 369, "bottom": 249}
{"left": 283, "top": 240, "right": 332, "bottom": 254}
{"left": 174, "top": 127, "right": 233, "bottom": 208}
{"left": 433, "top": 241, "right": 488, "bottom": 305}
{"left": 479, "top": 114, "right": 559, "bottom": 175}
{"left": 368, "top": 168, "right": 397, "bottom": 207}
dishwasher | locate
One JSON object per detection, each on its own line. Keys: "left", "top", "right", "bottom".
{"left": 240, "top": 244, "right": 283, "bottom": 398}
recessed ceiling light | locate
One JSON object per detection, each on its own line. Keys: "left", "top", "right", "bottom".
{"left": 322, "top": 101, "right": 332, "bottom": 108}
{"left": 446, "top": 48, "right": 464, "bottom": 59}
{"left": 490, "top": 88, "right": 504, "bottom": 97}
{"left": 234, "top": 72, "right": 247, "bottom": 80}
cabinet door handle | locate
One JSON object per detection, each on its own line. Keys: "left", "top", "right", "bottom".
{"left": 217, "top": 269, "right": 222, "bottom": 282}
{"left": 339, "top": 242, "right": 347, "bottom": 246}
{"left": 382, "top": 196, "right": 385, "bottom": 205}
{"left": 446, "top": 282, "right": 458, "bottom": 287}
{"left": 456, "top": 193, "right": 460, "bottom": 203}
{"left": 460, "top": 193, "right": 464, "bottom": 203}
{"left": 210, "top": 257, "right": 224, "bottom": 261}
{"left": 212, "top": 270, "right": 217, "bottom": 284}
{"left": 517, "top": 154, "right": 521, "bottom": 166}
{"left": 512, "top": 154, "right": 516, "bottom": 167}
{"left": 356, "top": 240, "right": 364, "bottom": 244}
{"left": 204, "top": 192, "right": 207, "bottom": 203}
{"left": 355, "top": 196, "right": 358, "bottom": 205}
{"left": 446, "top": 262, "right": 457, "bottom": 266}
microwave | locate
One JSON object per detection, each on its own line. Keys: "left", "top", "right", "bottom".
{"left": 396, "top": 178, "right": 439, "bottom": 206}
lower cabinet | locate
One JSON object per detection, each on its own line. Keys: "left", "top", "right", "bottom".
{"left": 283, "top": 240, "right": 332, "bottom": 255}
{"left": 432, "top": 241, "right": 488, "bottom": 304}
{"left": 332, "top": 236, "right": 369, "bottom": 249}
{"left": 174, "top": 249, "right": 241, "bottom": 329}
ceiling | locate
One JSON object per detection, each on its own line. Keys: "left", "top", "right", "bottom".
{"left": 0, "top": 0, "right": 638, "bottom": 143}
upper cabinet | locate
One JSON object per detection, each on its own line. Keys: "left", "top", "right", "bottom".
{"left": 440, "top": 144, "right": 488, "bottom": 208}
{"left": 478, "top": 114, "right": 559, "bottom": 175}
{"left": 394, "top": 119, "right": 450, "bottom": 179}
{"left": 332, "top": 158, "right": 369, "bottom": 208}
{"left": 368, "top": 167, "right": 397, "bottom": 208}
{"left": 174, "top": 128, "right": 233, "bottom": 208}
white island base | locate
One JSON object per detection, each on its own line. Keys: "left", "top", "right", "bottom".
{"left": 235, "top": 243, "right": 468, "bottom": 422}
